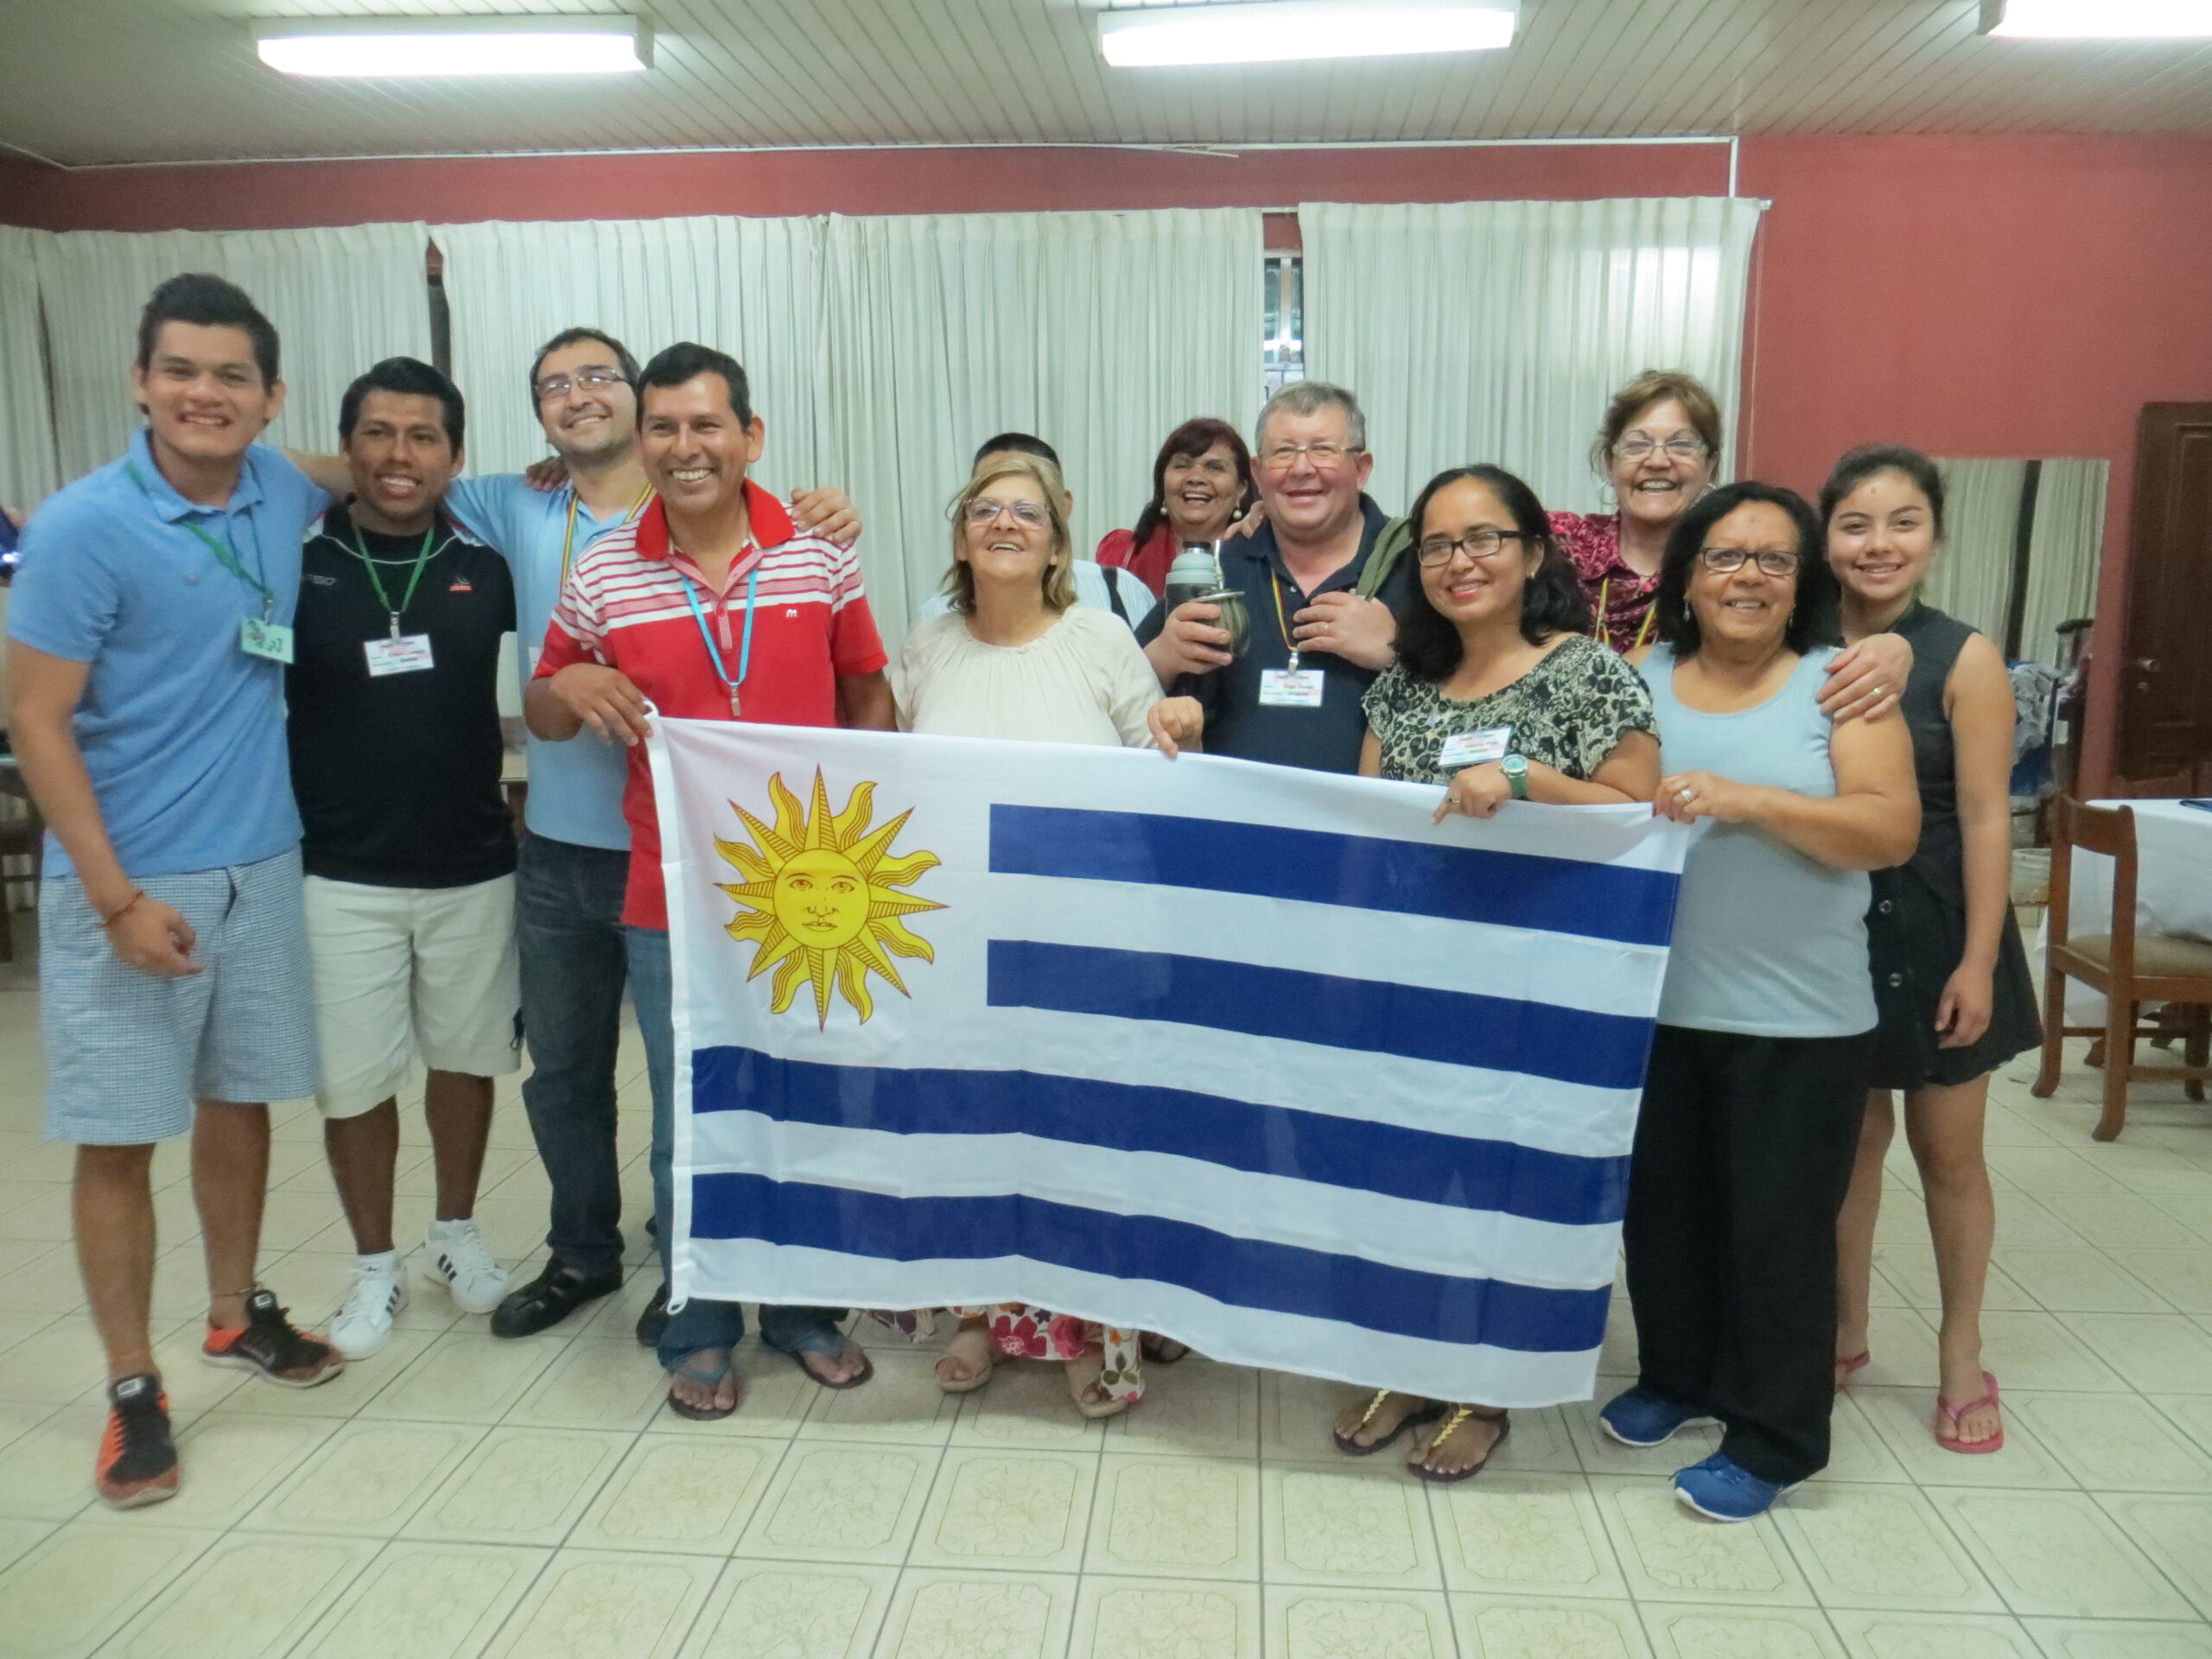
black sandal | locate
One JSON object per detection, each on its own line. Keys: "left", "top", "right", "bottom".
{"left": 1332, "top": 1389, "right": 1445, "bottom": 1456}
{"left": 767, "top": 1322, "right": 874, "bottom": 1390}
{"left": 1408, "top": 1405, "right": 1510, "bottom": 1484}
{"left": 665, "top": 1349, "right": 743, "bottom": 1421}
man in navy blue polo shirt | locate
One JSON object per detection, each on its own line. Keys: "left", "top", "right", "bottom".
{"left": 7, "top": 274, "right": 343, "bottom": 1510}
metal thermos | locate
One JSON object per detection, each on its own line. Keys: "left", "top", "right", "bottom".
{"left": 1163, "top": 542, "right": 1222, "bottom": 613}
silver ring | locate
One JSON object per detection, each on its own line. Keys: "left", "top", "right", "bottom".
{"left": 1872, "top": 683, "right": 1887, "bottom": 698}
{"left": 1675, "top": 786, "right": 1696, "bottom": 804}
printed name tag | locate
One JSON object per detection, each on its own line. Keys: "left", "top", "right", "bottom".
{"left": 1437, "top": 725, "right": 1512, "bottom": 768}
{"left": 238, "top": 617, "right": 295, "bottom": 664}
{"left": 1257, "top": 668, "right": 1325, "bottom": 708}
{"left": 365, "top": 634, "right": 435, "bottom": 677}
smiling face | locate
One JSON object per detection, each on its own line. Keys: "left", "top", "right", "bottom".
{"left": 769, "top": 848, "right": 871, "bottom": 950}
{"left": 958, "top": 474, "right": 1058, "bottom": 596}
{"left": 639, "top": 373, "right": 765, "bottom": 520}
{"left": 534, "top": 339, "right": 639, "bottom": 466}
{"left": 131, "top": 321, "right": 284, "bottom": 469}
{"left": 342, "top": 390, "right": 461, "bottom": 531}
{"left": 1162, "top": 442, "right": 1243, "bottom": 543}
{"left": 1255, "top": 403, "right": 1371, "bottom": 543}
{"left": 1827, "top": 467, "right": 1939, "bottom": 610}
{"left": 1609, "top": 397, "right": 1714, "bottom": 533}
{"left": 1416, "top": 477, "right": 1539, "bottom": 631}
{"left": 1688, "top": 500, "right": 1803, "bottom": 652}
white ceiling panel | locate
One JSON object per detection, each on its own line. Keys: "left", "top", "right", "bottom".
{"left": 8, "top": 0, "right": 2212, "bottom": 166}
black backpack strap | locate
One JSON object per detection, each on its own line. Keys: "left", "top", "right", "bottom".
{"left": 1104, "top": 564, "right": 1132, "bottom": 626}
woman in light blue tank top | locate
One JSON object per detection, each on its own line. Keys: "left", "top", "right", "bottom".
{"left": 1600, "top": 481, "right": 1920, "bottom": 1522}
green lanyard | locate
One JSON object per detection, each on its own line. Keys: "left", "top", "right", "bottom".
{"left": 347, "top": 525, "right": 441, "bottom": 639}
{"left": 124, "top": 461, "right": 275, "bottom": 619}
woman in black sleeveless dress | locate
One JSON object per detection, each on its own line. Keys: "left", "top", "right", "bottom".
{"left": 1822, "top": 447, "right": 2040, "bottom": 1455}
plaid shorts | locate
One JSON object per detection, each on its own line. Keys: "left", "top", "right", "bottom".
{"left": 40, "top": 848, "right": 321, "bottom": 1145}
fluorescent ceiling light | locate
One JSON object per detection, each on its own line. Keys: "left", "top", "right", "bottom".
{"left": 1098, "top": 0, "right": 1516, "bottom": 67}
{"left": 252, "top": 14, "right": 652, "bottom": 78}
{"left": 1980, "top": 0, "right": 2212, "bottom": 37}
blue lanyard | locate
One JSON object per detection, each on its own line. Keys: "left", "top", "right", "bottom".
{"left": 678, "top": 563, "right": 760, "bottom": 710}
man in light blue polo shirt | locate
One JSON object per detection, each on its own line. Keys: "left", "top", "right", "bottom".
{"left": 7, "top": 274, "right": 344, "bottom": 1510}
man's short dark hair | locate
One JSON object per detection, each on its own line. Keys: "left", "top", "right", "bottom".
{"left": 136, "top": 274, "right": 279, "bottom": 387}
{"left": 636, "top": 342, "right": 753, "bottom": 424}
{"left": 974, "top": 432, "right": 1060, "bottom": 471}
{"left": 1655, "top": 480, "right": 1839, "bottom": 658}
{"left": 340, "top": 356, "right": 466, "bottom": 451}
{"left": 528, "top": 327, "right": 640, "bottom": 404}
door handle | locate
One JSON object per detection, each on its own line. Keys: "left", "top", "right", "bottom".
{"left": 2133, "top": 658, "right": 2161, "bottom": 672}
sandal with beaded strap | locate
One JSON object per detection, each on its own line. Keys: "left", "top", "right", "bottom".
{"left": 1332, "top": 1389, "right": 1446, "bottom": 1456}
{"left": 1408, "top": 1405, "right": 1510, "bottom": 1484}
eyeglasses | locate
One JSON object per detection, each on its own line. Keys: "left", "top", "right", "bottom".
{"left": 1698, "top": 546, "right": 1801, "bottom": 577}
{"left": 1259, "top": 441, "right": 1362, "bottom": 473}
{"left": 963, "top": 499, "right": 1051, "bottom": 528}
{"left": 1614, "top": 436, "right": 1710, "bottom": 463}
{"left": 534, "top": 368, "right": 627, "bottom": 404}
{"left": 1416, "top": 529, "right": 1537, "bottom": 566}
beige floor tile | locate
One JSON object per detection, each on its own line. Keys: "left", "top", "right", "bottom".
{"left": 2063, "top": 1313, "right": 2212, "bottom": 1393}
{"left": 0, "top": 1515, "right": 49, "bottom": 1574}
{"left": 1637, "top": 1604, "right": 1845, "bottom": 1658}
{"left": 2119, "top": 1250, "right": 2212, "bottom": 1314}
{"left": 1880, "top": 1250, "right": 2041, "bottom": 1313}
{"left": 1449, "top": 1592, "right": 1653, "bottom": 1658}
{"left": 1991, "top": 1197, "right": 2092, "bottom": 1250}
{"left": 795, "top": 1350, "right": 957, "bottom": 1446}
{"left": 1988, "top": 1147, "right": 2130, "bottom": 1193}
{"left": 2095, "top": 1493, "right": 2212, "bottom": 1619}
{"left": 482, "top": 1547, "right": 721, "bottom": 1659}
{"left": 1850, "top": 1385, "right": 2075, "bottom": 1489}
{"left": 1826, "top": 1609, "right": 2041, "bottom": 1659}
{"left": 679, "top": 1559, "right": 898, "bottom": 1659}
{"left": 736, "top": 1439, "right": 938, "bottom": 1564}
{"left": 1263, "top": 1585, "right": 1456, "bottom": 1659}
{"left": 0, "top": 1250, "right": 85, "bottom": 1317}
{"left": 1070, "top": 1575, "right": 1262, "bottom": 1659}
{"left": 207, "top": 1326, "right": 435, "bottom": 1418}
{"left": 571, "top": 1433, "right": 782, "bottom": 1555}
{"left": 1260, "top": 1371, "right": 1372, "bottom": 1463}
{"left": 1260, "top": 1458, "right": 1443, "bottom": 1591}
{"left": 1811, "top": 1393, "right": 1916, "bottom": 1485}
{"left": 1586, "top": 1475, "right": 1816, "bottom": 1607}
{"left": 2146, "top": 1194, "right": 2212, "bottom": 1244}
{"left": 135, "top": 1408, "right": 344, "bottom": 1528}
{"left": 0, "top": 1313, "right": 108, "bottom": 1407}
{"left": 401, "top": 1422, "right": 632, "bottom": 1547}
{"left": 0, "top": 1402, "right": 105, "bottom": 1522}
{"left": 2034, "top": 1192, "right": 2203, "bottom": 1251}
{"left": 1429, "top": 1469, "right": 1624, "bottom": 1599}
{"left": 0, "top": 1515, "right": 215, "bottom": 1659}
{"left": 358, "top": 1327, "right": 566, "bottom": 1423}
{"left": 2152, "top": 1394, "right": 2212, "bottom": 1457}
{"left": 1109, "top": 1357, "right": 1259, "bottom": 1457}
{"left": 0, "top": 1396, "right": 54, "bottom": 1457}
{"left": 948, "top": 1359, "right": 1107, "bottom": 1448}
{"left": 0, "top": 1308, "right": 57, "bottom": 1358}
{"left": 2006, "top": 1391, "right": 2212, "bottom": 1492}
{"left": 1927, "top": 1486, "right": 2196, "bottom": 1620}
{"left": 1561, "top": 1395, "right": 1722, "bottom": 1478}
{"left": 1771, "top": 1483, "right": 2004, "bottom": 1612}
{"left": 874, "top": 1567, "right": 1077, "bottom": 1659}
{"left": 2002, "top": 1249, "right": 2172, "bottom": 1314}
{"left": 2022, "top": 1617, "right": 2212, "bottom": 1656}
{"left": 293, "top": 1540, "right": 552, "bottom": 1659}
{"left": 99, "top": 1528, "right": 378, "bottom": 1658}
{"left": 263, "top": 1246, "right": 465, "bottom": 1338}
{"left": 0, "top": 1179, "right": 70, "bottom": 1242}
{"left": 906, "top": 1445, "right": 1096, "bottom": 1573}
{"left": 247, "top": 1417, "right": 487, "bottom": 1536}
{"left": 1975, "top": 1310, "right": 2130, "bottom": 1392}
{"left": 1085, "top": 1452, "right": 1259, "bottom": 1580}
{"left": 1853, "top": 1306, "right": 1950, "bottom": 1389}
{"left": 506, "top": 1335, "right": 669, "bottom": 1430}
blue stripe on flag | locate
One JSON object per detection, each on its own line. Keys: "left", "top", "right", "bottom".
{"left": 690, "top": 1173, "right": 1611, "bottom": 1354}
{"left": 985, "top": 940, "right": 1653, "bottom": 1091}
{"left": 691, "top": 1046, "right": 1630, "bottom": 1226}
{"left": 989, "top": 804, "right": 1678, "bottom": 946}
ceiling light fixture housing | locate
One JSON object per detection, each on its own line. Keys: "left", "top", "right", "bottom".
{"left": 1979, "top": 0, "right": 2212, "bottom": 38}
{"left": 1097, "top": 0, "right": 1517, "bottom": 67}
{"left": 252, "top": 14, "right": 653, "bottom": 78}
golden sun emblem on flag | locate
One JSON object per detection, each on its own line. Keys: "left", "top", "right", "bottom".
{"left": 715, "top": 769, "right": 946, "bottom": 1027}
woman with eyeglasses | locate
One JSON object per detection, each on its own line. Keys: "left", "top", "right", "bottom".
{"left": 1330, "top": 464, "right": 1660, "bottom": 1483}
{"left": 896, "top": 453, "right": 1199, "bottom": 1418}
{"left": 1096, "top": 417, "right": 1259, "bottom": 597}
{"left": 1599, "top": 480, "right": 1918, "bottom": 1522}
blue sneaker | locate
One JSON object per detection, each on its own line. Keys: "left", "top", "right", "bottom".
{"left": 1598, "top": 1388, "right": 1717, "bottom": 1448}
{"left": 1672, "top": 1452, "right": 1796, "bottom": 1522}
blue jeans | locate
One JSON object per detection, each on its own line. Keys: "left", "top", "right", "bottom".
{"left": 515, "top": 834, "right": 631, "bottom": 1281}
{"left": 626, "top": 925, "right": 845, "bottom": 1370}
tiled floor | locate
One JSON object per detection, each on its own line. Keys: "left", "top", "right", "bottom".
{"left": 2, "top": 958, "right": 2211, "bottom": 1656}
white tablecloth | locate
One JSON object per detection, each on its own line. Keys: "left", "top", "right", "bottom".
{"left": 2056, "top": 799, "right": 2212, "bottom": 1023}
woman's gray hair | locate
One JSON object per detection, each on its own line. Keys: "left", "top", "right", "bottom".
{"left": 1255, "top": 381, "right": 1366, "bottom": 454}
{"left": 944, "top": 455, "right": 1077, "bottom": 617}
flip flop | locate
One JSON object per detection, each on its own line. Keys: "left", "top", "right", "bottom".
{"left": 768, "top": 1322, "right": 875, "bottom": 1391}
{"left": 1936, "top": 1371, "right": 2005, "bottom": 1454}
{"left": 1332, "top": 1389, "right": 1446, "bottom": 1457}
{"left": 1408, "top": 1406, "right": 1511, "bottom": 1485}
{"left": 664, "top": 1349, "right": 742, "bottom": 1421}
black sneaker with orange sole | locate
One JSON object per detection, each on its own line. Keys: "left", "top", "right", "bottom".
{"left": 97, "top": 1373, "right": 178, "bottom": 1509}
{"left": 202, "top": 1287, "right": 344, "bottom": 1387}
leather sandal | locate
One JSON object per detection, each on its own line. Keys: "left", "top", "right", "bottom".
{"left": 1332, "top": 1389, "right": 1445, "bottom": 1456}
{"left": 1408, "top": 1405, "right": 1510, "bottom": 1484}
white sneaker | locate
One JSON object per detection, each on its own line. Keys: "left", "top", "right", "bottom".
{"left": 425, "top": 1219, "right": 509, "bottom": 1315}
{"left": 331, "top": 1255, "right": 408, "bottom": 1358}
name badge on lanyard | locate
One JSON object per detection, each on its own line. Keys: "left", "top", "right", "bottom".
{"left": 1258, "top": 667, "right": 1325, "bottom": 708}
{"left": 365, "top": 634, "right": 435, "bottom": 677}
{"left": 1437, "top": 725, "right": 1511, "bottom": 768}
{"left": 239, "top": 617, "right": 294, "bottom": 664}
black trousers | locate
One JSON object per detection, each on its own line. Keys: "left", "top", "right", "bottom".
{"left": 1623, "top": 1023, "right": 1874, "bottom": 1486}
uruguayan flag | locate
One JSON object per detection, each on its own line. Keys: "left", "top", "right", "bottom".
{"left": 648, "top": 720, "right": 1690, "bottom": 1405}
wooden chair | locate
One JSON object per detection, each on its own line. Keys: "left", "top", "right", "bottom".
{"left": 2031, "top": 797, "right": 2212, "bottom": 1141}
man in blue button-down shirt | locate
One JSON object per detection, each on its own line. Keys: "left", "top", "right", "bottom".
{"left": 6, "top": 275, "right": 345, "bottom": 1510}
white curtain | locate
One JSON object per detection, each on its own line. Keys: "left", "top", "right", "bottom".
{"left": 431, "top": 216, "right": 830, "bottom": 481}
{"left": 0, "top": 227, "right": 58, "bottom": 512}
{"left": 2019, "top": 458, "right": 2107, "bottom": 665}
{"left": 31, "top": 225, "right": 433, "bottom": 481}
{"left": 1928, "top": 458, "right": 2027, "bottom": 645}
{"left": 1300, "top": 197, "right": 1764, "bottom": 518}
{"left": 818, "top": 210, "right": 1263, "bottom": 632}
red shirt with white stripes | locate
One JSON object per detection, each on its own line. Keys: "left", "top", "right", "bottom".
{"left": 534, "top": 481, "right": 887, "bottom": 929}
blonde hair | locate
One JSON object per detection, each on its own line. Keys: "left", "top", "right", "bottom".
{"left": 944, "top": 456, "right": 1077, "bottom": 616}
{"left": 1591, "top": 369, "right": 1725, "bottom": 479}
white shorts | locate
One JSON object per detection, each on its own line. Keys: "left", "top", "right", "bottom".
{"left": 303, "top": 874, "right": 523, "bottom": 1120}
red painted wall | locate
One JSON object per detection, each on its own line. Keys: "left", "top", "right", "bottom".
{"left": 8, "top": 132, "right": 2211, "bottom": 785}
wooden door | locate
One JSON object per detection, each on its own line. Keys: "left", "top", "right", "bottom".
{"left": 2116, "top": 404, "right": 2212, "bottom": 791}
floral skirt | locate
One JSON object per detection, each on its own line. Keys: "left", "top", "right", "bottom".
{"left": 869, "top": 1306, "right": 1145, "bottom": 1404}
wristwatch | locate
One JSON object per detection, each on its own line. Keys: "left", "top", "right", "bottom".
{"left": 1501, "top": 753, "right": 1529, "bottom": 800}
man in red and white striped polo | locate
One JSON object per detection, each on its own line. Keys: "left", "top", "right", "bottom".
{"left": 527, "top": 341, "right": 892, "bottom": 1421}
